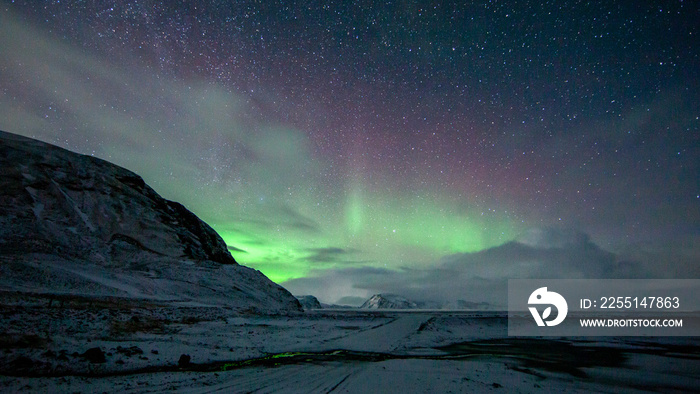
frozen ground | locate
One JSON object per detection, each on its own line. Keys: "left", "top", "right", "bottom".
{"left": 1, "top": 294, "right": 699, "bottom": 393}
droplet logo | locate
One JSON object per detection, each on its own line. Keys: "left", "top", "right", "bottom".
{"left": 528, "top": 287, "right": 568, "bottom": 327}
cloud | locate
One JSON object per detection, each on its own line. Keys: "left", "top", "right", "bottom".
{"left": 0, "top": 8, "right": 322, "bottom": 207}
{"left": 516, "top": 227, "right": 593, "bottom": 249}
{"left": 276, "top": 205, "right": 321, "bottom": 233}
{"left": 227, "top": 245, "right": 247, "bottom": 253}
{"left": 282, "top": 267, "right": 397, "bottom": 305}
{"left": 615, "top": 234, "right": 700, "bottom": 279}
{"left": 282, "top": 228, "right": 654, "bottom": 306}
{"left": 304, "top": 247, "right": 357, "bottom": 263}
{"left": 335, "top": 296, "right": 367, "bottom": 307}
{"left": 0, "top": 10, "right": 328, "bottom": 275}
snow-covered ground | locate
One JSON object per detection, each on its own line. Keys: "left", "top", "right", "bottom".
{"left": 1, "top": 299, "right": 699, "bottom": 393}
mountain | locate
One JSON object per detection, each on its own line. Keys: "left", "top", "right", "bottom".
{"left": 360, "top": 294, "right": 419, "bottom": 309}
{"left": 295, "top": 295, "right": 322, "bottom": 310}
{"left": 0, "top": 130, "right": 301, "bottom": 312}
{"left": 359, "top": 294, "right": 494, "bottom": 310}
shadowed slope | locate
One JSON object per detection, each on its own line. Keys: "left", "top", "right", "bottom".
{"left": 0, "top": 130, "right": 301, "bottom": 311}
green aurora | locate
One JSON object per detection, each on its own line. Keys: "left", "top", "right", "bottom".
{"left": 1, "top": 3, "right": 697, "bottom": 299}
{"left": 213, "top": 186, "right": 521, "bottom": 283}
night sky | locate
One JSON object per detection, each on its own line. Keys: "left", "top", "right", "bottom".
{"left": 1, "top": 1, "right": 698, "bottom": 304}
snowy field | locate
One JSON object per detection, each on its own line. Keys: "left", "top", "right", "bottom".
{"left": 1, "top": 295, "right": 699, "bottom": 393}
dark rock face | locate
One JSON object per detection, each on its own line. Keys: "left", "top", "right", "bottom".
{"left": 0, "top": 130, "right": 301, "bottom": 312}
{"left": 0, "top": 130, "right": 235, "bottom": 265}
{"left": 81, "top": 347, "right": 106, "bottom": 364}
{"left": 295, "top": 295, "right": 322, "bottom": 310}
{"left": 178, "top": 354, "right": 191, "bottom": 367}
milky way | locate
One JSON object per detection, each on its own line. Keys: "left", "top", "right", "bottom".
{"left": 0, "top": 1, "right": 698, "bottom": 299}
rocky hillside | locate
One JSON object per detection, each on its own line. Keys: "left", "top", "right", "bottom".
{"left": 0, "top": 130, "right": 301, "bottom": 312}
{"left": 295, "top": 295, "right": 322, "bottom": 310}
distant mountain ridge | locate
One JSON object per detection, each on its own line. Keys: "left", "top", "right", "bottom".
{"left": 360, "top": 294, "right": 419, "bottom": 309}
{"left": 359, "top": 293, "right": 494, "bottom": 310}
{"left": 0, "top": 130, "right": 301, "bottom": 312}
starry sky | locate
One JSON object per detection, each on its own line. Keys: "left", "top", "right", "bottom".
{"left": 1, "top": 1, "right": 698, "bottom": 304}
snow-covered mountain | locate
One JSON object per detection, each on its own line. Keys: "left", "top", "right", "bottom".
{"left": 0, "top": 130, "right": 301, "bottom": 312}
{"left": 360, "top": 294, "right": 420, "bottom": 309}
{"left": 359, "top": 294, "right": 494, "bottom": 310}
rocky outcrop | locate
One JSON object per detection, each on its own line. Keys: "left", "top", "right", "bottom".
{"left": 295, "top": 295, "right": 322, "bottom": 310}
{"left": 0, "top": 130, "right": 301, "bottom": 312}
{"left": 0, "top": 131, "right": 235, "bottom": 265}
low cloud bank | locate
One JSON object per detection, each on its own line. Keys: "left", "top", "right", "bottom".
{"left": 283, "top": 228, "right": 672, "bottom": 306}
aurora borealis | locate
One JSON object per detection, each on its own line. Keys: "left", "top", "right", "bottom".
{"left": 1, "top": 1, "right": 698, "bottom": 304}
